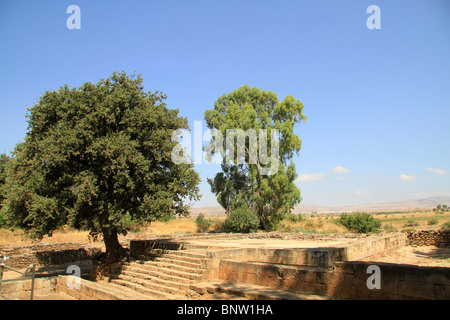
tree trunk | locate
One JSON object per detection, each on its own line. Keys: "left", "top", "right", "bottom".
{"left": 98, "top": 209, "right": 128, "bottom": 261}
{"left": 102, "top": 227, "right": 127, "bottom": 261}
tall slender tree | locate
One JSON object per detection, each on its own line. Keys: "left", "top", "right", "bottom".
{"left": 204, "top": 85, "right": 306, "bottom": 229}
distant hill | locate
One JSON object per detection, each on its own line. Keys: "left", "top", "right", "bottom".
{"left": 190, "top": 197, "right": 450, "bottom": 216}
{"left": 294, "top": 196, "right": 450, "bottom": 213}
{"left": 189, "top": 206, "right": 225, "bottom": 217}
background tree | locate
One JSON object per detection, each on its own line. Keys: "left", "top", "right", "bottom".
{"left": 0, "top": 71, "right": 200, "bottom": 260}
{"left": 0, "top": 153, "right": 11, "bottom": 223}
{"left": 204, "top": 85, "right": 306, "bottom": 230}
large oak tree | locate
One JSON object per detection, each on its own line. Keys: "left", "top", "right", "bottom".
{"left": 0, "top": 72, "right": 200, "bottom": 260}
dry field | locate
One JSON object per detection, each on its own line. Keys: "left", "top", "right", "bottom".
{"left": 1, "top": 210, "right": 449, "bottom": 247}
{"left": 1, "top": 210, "right": 449, "bottom": 267}
{"left": 303, "top": 210, "right": 450, "bottom": 233}
{"left": 374, "top": 210, "right": 450, "bottom": 232}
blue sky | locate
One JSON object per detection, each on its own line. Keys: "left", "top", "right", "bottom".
{"left": 0, "top": 0, "right": 449, "bottom": 207}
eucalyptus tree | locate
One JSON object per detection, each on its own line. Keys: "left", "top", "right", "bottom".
{"left": 204, "top": 85, "right": 306, "bottom": 229}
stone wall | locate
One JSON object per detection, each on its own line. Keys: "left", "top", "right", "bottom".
{"left": 211, "top": 247, "right": 344, "bottom": 268}
{"left": 344, "top": 233, "right": 407, "bottom": 261}
{"left": 332, "top": 261, "right": 450, "bottom": 300}
{"left": 218, "top": 259, "right": 450, "bottom": 299}
{"left": 0, "top": 277, "right": 57, "bottom": 300}
{"left": 219, "top": 259, "right": 334, "bottom": 296}
{"left": 407, "top": 230, "right": 450, "bottom": 247}
{"left": 0, "top": 275, "right": 119, "bottom": 300}
{"left": 0, "top": 243, "right": 102, "bottom": 269}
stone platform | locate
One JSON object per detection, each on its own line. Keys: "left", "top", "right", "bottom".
{"left": 129, "top": 232, "right": 407, "bottom": 270}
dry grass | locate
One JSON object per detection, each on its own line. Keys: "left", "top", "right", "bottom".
{"left": 278, "top": 217, "right": 348, "bottom": 234}
{"left": 303, "top": 210, "right": 450, "bottom": 233}
{"left": 0, "top": 218, "right": 200, "bottom": 248}
{"left": 0, "top": 226, "right": 92, "bottom": 247}
{"left": 375, "top": 210, "right": 450, "bottom": 232}
{"left": 3, "top": 210, "right": 446, "bottom": 249}
{"left": 0, "top": 229, "right": 31, "bottom": 247}
{"left": 144, "top": 218, "right": 198, "bottom": 235}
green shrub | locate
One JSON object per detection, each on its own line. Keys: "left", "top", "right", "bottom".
{"left": 195, "top": 214, "right": 212, "bottom": 233}
{"left": 222, "top": 205, "right": 260, "bottom": 233}
{"left": 284, "top": 213, "right": 303, "bottom": 223}
{"left": 441, "top": 221, "right": 450, "bottom": 230}
{"left": 120, "top": 213, "right": 143, "bottom": 233}
{"left": 428, "top": 219, "right": 438, "bottom": 225}
{"left": 383, "top": 224, "right": 397, "bottom": 232}
{"left": 338, "top": 212, "right": 381, "bottom": 233}
{"left": 404, "top": 219, "right": 419, "bottom": 227}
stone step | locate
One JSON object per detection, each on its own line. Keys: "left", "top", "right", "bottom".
{"left": 110, "top": 273, "right": 186, "bottom": 297}
{"left": 115, "top": 268, "right": 192, "bottom": 291}
{"left": 137, "top": 260, "right": 206, "bottom": 274}
{"left": 191, "top": 281, "right": 333, "bottom": 300}
{"left": 109, "top": 278, "right": 176, "bottom": 299}
{"left": 106, "top": 248, "right": 209, "bottom": 300}
{"left": 147, "top": 252, "right": 205, "bottom": 265}
{"left": 123, "top": 263, "right": 204, "bottom": 283}
{"left": 147, "top": 248, "right": 207, "bottom": 260}
{"left": 126, "top": 262, "right": 205, "bottom": 280}
{"left": 147, "top": 256, "right": 203, "bottom": 269}
{"left": 100, "top": 281, "right": 151, "bottom": 300}
{"left": 57, "top": 275, "right": 148, "bottom": 300}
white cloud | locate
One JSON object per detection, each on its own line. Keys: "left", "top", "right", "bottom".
{"left": 332, "top": 166, "right": 351, "bottom": 174}
{"left": 400, "top": 174, "right": 416, "bottom": 182}
{"left": 425, "top": 168, "right": 449, "bottom": 176}
{"left": 336, "top": 176, "right": 346, "bottom": 181}
{"left": 296, "top": 173, "right": 326, "bottom": 183}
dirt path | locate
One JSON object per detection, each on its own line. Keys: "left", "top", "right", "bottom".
{"left": 367, "top": 245, "right": 450, "bottom": 267}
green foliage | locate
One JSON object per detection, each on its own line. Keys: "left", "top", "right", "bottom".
{"left": 434, "top": 204, "right": 449, "bottom": 214}
{"left": 427, "top": 219, "right": 438, "bottom": 225}
{"left": 383, "top": 224, "right": 397, "bottom": 232}
{"left": 195, "top": 214, "right": 212, "bottom": 233}
{"left": 284, "top": 213, "right": 303, "bottom": 223}
{"left": 441, "top": 221, "right": 450, "bottom": 230}
{"left": 120, "top": 213, "right": 144, "bottom": 233}
{"left": 204, "top": 85, "right": 306, "bottom": 230}
{"left": 0, "top": 71, "right": 200, "bottom": 259}
{"left": 404, "top": 219, "right": 419, "bottom": 227}
{"left": 0, "top": 153, "right": 11, "bottom": 226}
{"left": 222, "top": 205, "right": 260, "bottom": 233}
{"left": 338, "top": 212, "right": 382, "bottom": 233}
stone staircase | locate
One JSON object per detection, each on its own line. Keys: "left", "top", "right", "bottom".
{"left": 99, "top": 246, "right": 333, "bottom": 300}
{"left": 106, "top": 248, "right": 208, "bottom": 299}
